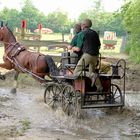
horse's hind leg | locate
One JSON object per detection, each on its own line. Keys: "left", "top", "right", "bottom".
{"left": 10, "top": 71, "right": 19, "bottom": 93}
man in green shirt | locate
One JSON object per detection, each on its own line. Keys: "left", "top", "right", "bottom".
{"left": 72, "top": 19, "right": 102, "bottom": 91}
{"left": 70, "top": 24, "right": 81, "bottom": 46}
{"left": 67, "top": 23, "right": 82, "bottom": 59}
{"left": 68, "top": 23, "right": 81, "bottom": 48}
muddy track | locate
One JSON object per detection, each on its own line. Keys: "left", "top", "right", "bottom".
{"left": 0, "top": 57, "right": 140, "bottom": 140}
{"left": 0, "top": 85, "right": 140, "bottom": 140}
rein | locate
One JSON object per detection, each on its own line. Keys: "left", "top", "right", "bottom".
{"left": 6, "top": 55, "right": 46, "bottom": 82}
{"left": 2, "top": 40, "right": 29, "bottom": 53}
{"left": 13, "top": 57, "right": 46, "bottom": 82}
{"left": 2, "top": 40, "right": 36, "bottom": 53}
{"left": 1, "top": 41, "right": 18, "bottom": 49}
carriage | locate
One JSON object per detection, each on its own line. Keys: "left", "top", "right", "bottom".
{"left": 44, "top": 51, "right": 126, "bottom": 116}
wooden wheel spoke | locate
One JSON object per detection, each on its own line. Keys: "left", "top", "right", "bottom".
{"left": 114, "top": 88, "right": 117, "bottom": 95}
{"left": 47, "top": 100, "right": 54, "bottom": 105}
{"left": 114, "top": 95, "right": 120, "bottom": 100}
{"left": 46, "top": 96, "right": 53, "bottom": 100}
{"left": 64, "top": 104, "right": 69, "bottom": 112}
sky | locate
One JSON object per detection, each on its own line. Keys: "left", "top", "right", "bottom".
{"left": 0, "top": 0, "right": 124, "bottom": 19}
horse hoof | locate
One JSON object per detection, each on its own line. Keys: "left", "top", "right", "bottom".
{"left": 10, "top": 88, "right": 17, "bottom": 93}
{"left": 0, "top": 75, "right": 5, "bottom": 80}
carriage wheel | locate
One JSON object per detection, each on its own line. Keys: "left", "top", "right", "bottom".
{"left": 62, "top": 85, "right": 78, "bottom": 116}
{"left": 109, "top": 84, "right": 123, "bottom": 105}
{"left": 44, "top": 83, "right": 62, "bottom": 109}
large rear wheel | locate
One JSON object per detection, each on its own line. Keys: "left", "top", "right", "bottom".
{"left": 109, "top": 84, "right": 123, "bottom": 105}
{"left": 62, "top": 85, "right": 78, "bottom": 116}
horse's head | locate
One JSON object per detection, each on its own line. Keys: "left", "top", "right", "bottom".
{"left": 0, "top": 21, "right": 8, "bottom": 41}
{"left": 0, "top": 21, "right": 16, "bottom": 43}
{"left": 0, "top": 21, "right": 4, "bottom": 41}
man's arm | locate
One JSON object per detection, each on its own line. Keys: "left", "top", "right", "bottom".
{"left": 72, "top": 31, "right": 84, "bottom": 52}
{"left": 72, "top": 47, "right": 81, "bottom": 52}
{"left": 67, "top": 34, "right": 78, "bottom": 50}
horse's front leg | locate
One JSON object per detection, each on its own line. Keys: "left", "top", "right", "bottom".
{"left": 0, "top": 63, "right": 12, "bottom": 70}
{"left": 10, "top": 71, "right": 19, "bottom": 93}
{"left": 0, "top": 63, "right": 13, "bottom": 80}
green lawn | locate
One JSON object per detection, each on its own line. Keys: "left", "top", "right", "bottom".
{"left": 41, "top": 33, "right": 70, "bottom": 42}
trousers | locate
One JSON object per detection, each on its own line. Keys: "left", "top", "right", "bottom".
{"left": 73, "top": 53, "right": 102, "bottom": 90}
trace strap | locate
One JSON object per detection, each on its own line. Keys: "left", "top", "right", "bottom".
{"left": 6, "top": 55, "right": 46, "bottom": 82}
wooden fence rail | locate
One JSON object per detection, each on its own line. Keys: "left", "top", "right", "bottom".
{"left": 20, "top": 40, "right": 68, "bottom": 48}
{"left": 0, "top": 40, "right": 69, "bottom": 63}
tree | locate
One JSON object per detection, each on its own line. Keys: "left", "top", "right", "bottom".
{"left": 121, "top": 0, "right": 140, "bottom": 62}
{"left": 78, "top": 0, "right": 125, "bottom": 36}
{"left": 46, "top": 10, "right": 69, "bottom": 33}
{"left": 19, "top": 0, "right": 42, "bottom": 31}
{"left": 0, "top": 0, "right": 71, "bottom": 33}
{"left": 0, "top": 7, "right": 20, "bottom": 30}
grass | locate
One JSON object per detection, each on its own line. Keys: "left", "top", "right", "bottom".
{"left": 14, "top": 119, "right": 31, "bottom": 136}
{"left": 0, "top": 118, "right": 31, "bottom": 138}
{"left": 19, "top": 119, "right": 31, "bottom": 131}
{"left": 42, "top": 33, "right": 70, "bottom": 42}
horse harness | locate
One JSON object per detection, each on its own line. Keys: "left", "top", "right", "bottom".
{"left": 4, "top": 42, "right": 46, "bottom": 82}
{"left": 5, "top": 42, "right": 26, "bottom": 57}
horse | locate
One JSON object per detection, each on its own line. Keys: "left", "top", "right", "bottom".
{"left": 0, "top": 21, "right": 59, "bottom": 93}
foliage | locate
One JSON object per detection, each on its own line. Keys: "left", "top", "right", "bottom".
{"left": 46, "top": 10, "right": 69, "bottom": 33}
{"left": 19, "top": 0, "right": 45, "bottom": 31}
{"left": 0, "top": 7, "right": 20, "bottom": 30}
{"left": 78, "top": 1, "right": 125, "bottom": 36}
{"left": 121, "top": 0, "right": 140, "bottom": 63}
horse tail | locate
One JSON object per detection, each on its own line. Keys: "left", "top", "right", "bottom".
{"left": 45, "top": 55, "right": 59, "bottom": 76}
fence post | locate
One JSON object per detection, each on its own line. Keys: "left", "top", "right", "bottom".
{"left": 37, "top": 24, "right": 42, "bottom": 52}
{"left": 62, "top": 32, "right": 64, "bottom": 42}
{"left": 21, "top": 20, "right": 26, "bottom": 40}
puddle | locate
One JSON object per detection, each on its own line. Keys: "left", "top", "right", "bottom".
{"left": 0, "top": 87, "right": 140, "bottom": 140}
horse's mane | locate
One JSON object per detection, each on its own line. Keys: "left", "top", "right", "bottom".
{"left": 6, "top": 26, "right": 16, "bottom": 42}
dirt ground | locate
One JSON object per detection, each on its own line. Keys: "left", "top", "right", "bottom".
{"left": 125, "top": 61, "right": 140, "bottom": 92}
{"left": 0, "top": 55, "right": 140, "bottom": 140}
{"left": 105, "top": 55, "right": 140, "bottom": 92}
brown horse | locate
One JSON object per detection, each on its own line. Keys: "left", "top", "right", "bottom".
{"left": 0, "top": 22, "right": 59, "bottom": 93}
